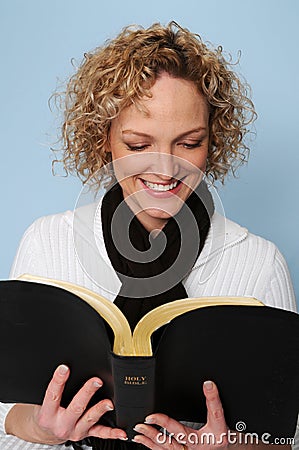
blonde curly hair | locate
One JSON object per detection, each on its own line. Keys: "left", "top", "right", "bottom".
{"left": 54, "top": 21, "right": 256, "bottom": 187}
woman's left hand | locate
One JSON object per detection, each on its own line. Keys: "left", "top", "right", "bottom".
{"left": 132, "top": 380, "right": 228, "bottom": 449}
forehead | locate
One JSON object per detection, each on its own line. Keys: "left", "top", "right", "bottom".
{"left": 115, "top": 74, "right": 209, "bottom": 130}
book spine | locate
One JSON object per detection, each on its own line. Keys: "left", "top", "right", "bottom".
{"left": 112, "top": 353, "right": 155, "bottom": 440}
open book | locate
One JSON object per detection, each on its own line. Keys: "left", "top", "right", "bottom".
{"left": 0, "top": 274, "right": 298, "bottom": 441}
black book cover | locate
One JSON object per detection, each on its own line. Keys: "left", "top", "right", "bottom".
{"left": 0, "top": 280, "right": 298, "bottom": 440}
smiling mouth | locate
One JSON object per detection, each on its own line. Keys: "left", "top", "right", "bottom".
{"left": 141, "top": 179, "right": 180, "bottom": 192}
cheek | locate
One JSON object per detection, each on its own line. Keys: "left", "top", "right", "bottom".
{"left": 111, "top": 147, "right": 125, "bottom": 160}
{"left": 118, "top": 176, "right": 138, "bottom": 195}
{"left": 188, "top": 151, "right": 208, "bottom": 173}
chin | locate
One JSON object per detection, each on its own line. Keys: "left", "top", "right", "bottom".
{"left": 146, "top": 209, "right": 173, "bottom": 219}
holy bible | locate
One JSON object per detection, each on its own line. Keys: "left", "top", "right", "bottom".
{"left": 0, "top": 274, "right": 298, "bottom": 441}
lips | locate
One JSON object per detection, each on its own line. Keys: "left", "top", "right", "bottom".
{"left": 142, "top": 179, "right": 179, "bottom": 192}
{"left": 139, "top": 178, "right": 183, "bottom": 197}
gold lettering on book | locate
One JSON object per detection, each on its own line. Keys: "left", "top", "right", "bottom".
{"left": 123, "top": 375, "right": 147, "bottom": 385}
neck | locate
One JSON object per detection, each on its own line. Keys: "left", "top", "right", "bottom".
{"left": 123, "top": 193, "right": 170, "bottom": 232}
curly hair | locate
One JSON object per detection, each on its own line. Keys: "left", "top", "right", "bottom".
{"left": 53, "top": 21, "right": 256, "bottom": 187}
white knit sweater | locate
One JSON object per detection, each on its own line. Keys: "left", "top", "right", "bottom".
{"left": 1, "top": 209, "right": 298, "bottom": 449}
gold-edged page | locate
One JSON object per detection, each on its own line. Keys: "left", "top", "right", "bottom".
{"left": 17, "top": 274, "right": 133, "bottom": 356}
{"left": 132, "top": 297, "right": 264, "bottom": 356}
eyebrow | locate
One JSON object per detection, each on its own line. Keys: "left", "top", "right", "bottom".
{"left": 122, "top": 127, "right": 207, "bottom": 140}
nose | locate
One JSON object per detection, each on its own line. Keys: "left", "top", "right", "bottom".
{"left": 155, "top": 151, "right": 179, "bottom": 180}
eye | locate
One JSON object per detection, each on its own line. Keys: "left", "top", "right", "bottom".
{"left": 126, "top": 144, "right": 150, "bottom": 152}
{"left": 180, "top": 140, "right": 203, "bottom": 149}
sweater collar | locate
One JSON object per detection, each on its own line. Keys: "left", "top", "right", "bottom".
{"left": 72, "top": 200, "right": 248, "bottom": 295}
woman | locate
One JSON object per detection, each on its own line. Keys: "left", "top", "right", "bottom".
{"left": 1, "top": 22, "right": 297, "bottom": 450}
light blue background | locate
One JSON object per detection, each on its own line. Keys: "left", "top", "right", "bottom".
{"left": 1, "top": 0, "right": 298, "bottom": 306}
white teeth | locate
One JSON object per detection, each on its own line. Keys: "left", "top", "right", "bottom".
{"left": 143, "top": 180, "right": 179, "bottom": 191}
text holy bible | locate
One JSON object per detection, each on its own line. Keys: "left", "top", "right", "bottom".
{"left": 0, "top": 274, "right": 298, "bottom": 441}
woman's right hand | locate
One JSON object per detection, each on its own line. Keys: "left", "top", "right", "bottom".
{"left": 5, "top": 364, "right": 128, "bottom": 445}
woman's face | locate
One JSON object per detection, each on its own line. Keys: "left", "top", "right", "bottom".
{"left": 109, "top": 72, "right": 210, "bottom": 231}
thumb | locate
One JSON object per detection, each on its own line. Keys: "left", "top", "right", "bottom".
{"left": 203, "top": 380, "right": 227, "bottom": 435}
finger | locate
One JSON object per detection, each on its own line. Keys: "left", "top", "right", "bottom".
{"left": 203, "top": 380, "right": 227, "bottom": 433}
{"left": 132, "top": 431, "right": 160, "bottom": 449}
{"left": 41, "top": 365, "right": 70, "bottom": 419}
{"left": 63, "top": 377, "right": 104, "bottom": 429}
{"left": 143, "top": 413, "right": 187, "bottom": 437}
{"left": 74, "top": 398, "right": 117, "bottom": 437}
{"left": 133, "top": 423, "right": 182, "bottom": 450}
{"left": 88, "top": 423, "right": 128, "bottom": 441}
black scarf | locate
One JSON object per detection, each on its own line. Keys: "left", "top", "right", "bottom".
{"left": 71, "top": 180, "right": 214, "bottom": 450}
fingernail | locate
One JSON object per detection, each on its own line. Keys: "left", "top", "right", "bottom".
{"left": 144, "top": 416, "right": 154, "bottom": 423}
{"left": 204, "top": 380, "right": 213, "bottom": 391}
{"left": 58, "top": 365, "right": 69, "bottom": 375}
{"left": 93, "top": 381, "right": 102, "bottom": 388}
{"left": 105, "top": 403, "right": 114, "bottom": 410}
{"left": 132, "top": 436, "right": 142, "bottom": 443}
{"left": 119, "top": 436, "right": 128, "bottom": 441}
{"left": 133, "top": 424, "right": 144, "bottom": 432}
